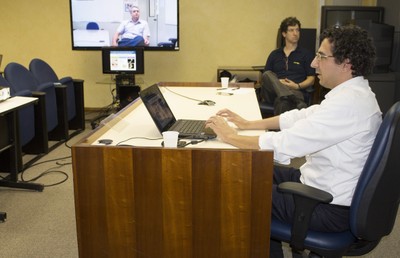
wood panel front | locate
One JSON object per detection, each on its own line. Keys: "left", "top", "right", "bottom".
{"left": 72, "top": 146, "right": 273, "bottom": 258}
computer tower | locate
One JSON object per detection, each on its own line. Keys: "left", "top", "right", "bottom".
{"left": 115, "top": 74, "right": 140, "bottom": 110}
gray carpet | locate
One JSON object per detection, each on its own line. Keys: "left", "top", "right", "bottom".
{"left": 0, "top": 126, "right": 399, "bottom": 258}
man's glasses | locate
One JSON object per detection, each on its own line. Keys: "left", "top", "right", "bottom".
{"left": 315, "top": 52, "right": 334, "bottom": 61}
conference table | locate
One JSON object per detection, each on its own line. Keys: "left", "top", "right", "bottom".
{"left": 72, "top": 82, "right": 274, "bottom": 257}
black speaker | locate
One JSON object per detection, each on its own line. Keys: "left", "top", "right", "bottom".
{"left": 117, "top": 85, "right": 140, "bottom": 110}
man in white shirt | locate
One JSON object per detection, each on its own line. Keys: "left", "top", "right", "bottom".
{"left": 206, "top": 25, "right": 382, "bottom": 258}
{"left": 112, "top": 6, "right": 150, "bottom": 47}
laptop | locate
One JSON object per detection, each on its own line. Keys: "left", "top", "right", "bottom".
{"left": 139, "top": 84, "right": 216, "bottom": 139}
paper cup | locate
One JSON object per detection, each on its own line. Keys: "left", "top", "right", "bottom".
{"left": 162, "top": 131, "right": 179, "bottom": 147}
{"left": 221, "top": 77, "right": 229, "bottom": 88}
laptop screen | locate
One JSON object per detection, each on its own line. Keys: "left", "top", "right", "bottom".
{"left": 140, "top": 84, "right": 177, "bottom": 133}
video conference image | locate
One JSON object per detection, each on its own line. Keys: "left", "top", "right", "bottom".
{"left": 70, "top": 0, "right": 178, "bottom": 50}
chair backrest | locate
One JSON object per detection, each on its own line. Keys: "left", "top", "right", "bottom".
{"left": 0, "top": 74, "right": 10, "bottom": 87}
{"left": 350, "top": 101, "right": 400, "bottom": 241}
{"left": 86, "top": 22, "right": 99, "bottom": 30}
{"left": 29, "top": 58, "right": 59, "bottom": 84}
{"left": 4, "top": 62, "right": 40, "bottom": 94}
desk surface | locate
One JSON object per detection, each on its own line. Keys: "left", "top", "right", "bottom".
{"left": 0, "top": 96, "right": 37, "bottom": 114}
{"left": 73, "top": 29, "right": 110, "bottom": 47}
{"left": 89, "top": 84, "right": 263, "bottom": 148}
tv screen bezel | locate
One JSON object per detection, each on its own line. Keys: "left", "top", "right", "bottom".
{"left": 69, "top": 0, "right": 179, "bottom": 51}
{"left": 102, "top": 47, "right": 145, "bottom": 75}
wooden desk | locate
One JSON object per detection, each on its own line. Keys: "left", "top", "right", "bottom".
{"left": 72, "top": 83, "right": 273, "bottom": 257}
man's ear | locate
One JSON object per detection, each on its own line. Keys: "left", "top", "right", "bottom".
{"left": 343, "top": 58, "right": 352, "bottom": 71}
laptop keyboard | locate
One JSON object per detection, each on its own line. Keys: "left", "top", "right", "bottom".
{"left": 173, "top": 120, "right": 205, "bottom": 134}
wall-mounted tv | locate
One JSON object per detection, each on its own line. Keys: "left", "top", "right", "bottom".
{"left": 102, "top": 47, "right": 144, "bottom": 74}
{"left": 69, "top": 0, "right": 179, "bottom": 51}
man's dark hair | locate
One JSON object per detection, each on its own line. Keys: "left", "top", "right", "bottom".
{"left": 279, "top": 17, "right": 301, "bottom": 33}
{"left": 320, "top": 25, "right": 376, "bottom": 77}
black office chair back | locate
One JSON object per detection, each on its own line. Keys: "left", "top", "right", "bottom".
{"left": 350, "top": 101, "right": 400, "bottom": 245}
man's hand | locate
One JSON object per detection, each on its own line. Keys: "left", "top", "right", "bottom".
{"left": 215, "top": 109, "right": 251, "bottom": 129}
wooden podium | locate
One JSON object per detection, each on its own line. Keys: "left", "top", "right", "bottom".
{"left": 72, "top": 146, "right": 273, "bottom": 258}
{"left": 72, "top": 83, "right": 274, "bottom": 257}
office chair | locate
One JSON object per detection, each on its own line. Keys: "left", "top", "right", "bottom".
{"left": 4, "top": 62, "right": 68, "bottom": 141}
{"left": 270, "top": 101, "right": 400, "bottom": 258}
{"left": 158, "top": 38, "right": 178, "bottom": 48}
{"left": 86, "top": 22, "right": 100, "bottom": 30}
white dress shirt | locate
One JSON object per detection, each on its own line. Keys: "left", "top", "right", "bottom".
{"left": 117, "top": 19, "right": 150, "bottom": 39}
{"left": 259, "top": 76, "right": 382, "bottom": 205}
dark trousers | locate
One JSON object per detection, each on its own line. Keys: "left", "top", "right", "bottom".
{"left": 260, "top": 71, "right": 304, "bottom": 105}
{"left": 270, "top": 166, "right": 350, "bottom": 258}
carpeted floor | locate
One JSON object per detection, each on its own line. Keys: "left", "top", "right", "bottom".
{"left": 0, "top": 123, "right": 399, "bottom": 258}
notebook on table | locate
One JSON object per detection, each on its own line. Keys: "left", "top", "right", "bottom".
{"left": 139, "top": 84, "right": 216, "bottom": 140}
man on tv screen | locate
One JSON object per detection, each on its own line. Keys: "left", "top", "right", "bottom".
{"left": 112, "top": 6, "right": 150, "bottom": 47}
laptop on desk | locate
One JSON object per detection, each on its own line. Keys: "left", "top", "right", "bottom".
{"left": 139, "top": 84, "right": 216, "bottom": 140}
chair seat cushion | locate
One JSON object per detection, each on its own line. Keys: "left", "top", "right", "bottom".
{"left": 271, "top": 219, "right": 356, "bottom": 252}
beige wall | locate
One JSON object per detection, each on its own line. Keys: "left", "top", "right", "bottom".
{"left": 0, "top": 0, "right": 319, "bottom": 108}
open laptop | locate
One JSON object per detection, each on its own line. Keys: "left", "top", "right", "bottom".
{"left": 139, "top": 84, "right": 216, "bottom": 139}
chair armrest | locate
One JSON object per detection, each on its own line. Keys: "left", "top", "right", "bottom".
{"left": 278, "top": 182, "right": 333, "bottom": 203}
{"left": 59, "top": 76, "right": 73, "bottom": 85}
{"left": 277, "top": 182, "right": 333, "bottom": 251}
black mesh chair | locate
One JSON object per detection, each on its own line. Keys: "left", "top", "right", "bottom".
{"left": 270, "top": 101, "right": 400, "bottom": 257}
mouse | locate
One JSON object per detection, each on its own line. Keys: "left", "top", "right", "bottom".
{"left": 98, "top": 139, "right": 113, "bottom": 145}
{"left": 198, "top": 100, "right": 216, "bottom": 106}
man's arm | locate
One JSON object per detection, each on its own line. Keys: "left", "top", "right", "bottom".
{"left": 280, "top": 75, "right": 315, "bottom": 90}
{"left": 112, "top": 32, "right": 121, "bottom": 46}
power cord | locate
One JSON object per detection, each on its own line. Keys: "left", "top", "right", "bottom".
{"left": 163, "top": 86, "right": 204, "bottom": 103}
{"left": 178, "top": 139, "right": 205, "bottom": 147}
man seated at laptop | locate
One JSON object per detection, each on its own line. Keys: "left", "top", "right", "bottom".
{"left": 205, "top": 25, "right": 381, "bottom": 257}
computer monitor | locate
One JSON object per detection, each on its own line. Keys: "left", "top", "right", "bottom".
{"left": 102, "top": 47, "right": 144, "bottom": 74}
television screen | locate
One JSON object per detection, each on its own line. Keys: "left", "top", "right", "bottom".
{"left": 69, "top": 0, "right": 179, "bottom": 51}
{"left": 102, "top": 47, "right": 144, "bottom": 74}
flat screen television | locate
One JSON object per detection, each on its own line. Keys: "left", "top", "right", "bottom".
{"left": 69, "top": 0, "right": 179, "bottom": 51}
{"left": 102, "top": 47, "right": 144, "bottom": 74}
